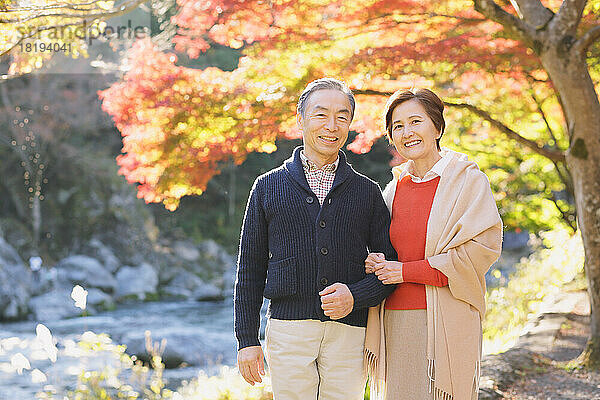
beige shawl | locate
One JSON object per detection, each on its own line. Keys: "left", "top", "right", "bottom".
{"left": 365, "top": 149, "right": 503, "bottom": 400}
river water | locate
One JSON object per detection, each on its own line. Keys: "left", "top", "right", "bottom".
{"left": 0, "top": 298, "right": 246, "bottom": 400}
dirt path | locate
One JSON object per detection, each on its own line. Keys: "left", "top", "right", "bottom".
{"left": 490, "top": 293, "right": 600, "bottom": 400}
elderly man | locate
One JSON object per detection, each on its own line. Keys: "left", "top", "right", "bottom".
{"left": 234, "top": 77, "right": 397, "bottom": 400}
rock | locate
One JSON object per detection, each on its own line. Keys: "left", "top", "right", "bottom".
{"left": 0, "top": 236, "right": 24, "bottom": 266}
{"left": 115, "top": 263, "right": 158, "bottom": 301}
{"left": 86, "top": 239, "right": 121, "bottom": 273}
{"left": 197, "top": 239, "right": 236, "bottom": 292}
{"left": 222, "top": 263, "right": 237, "bottom": 295}
{"left": 159, "top": 239, "right": 235, "bottom": 297}
{"left": 162, "top": 269, "right": 206, "bottom": 299}
{"left": 86, "top": 288, "right": 115, "bottom": 310}
{"left": 199, "top": 239, "right": 234, "bottom": 266}
{"left": 157, "top": 258, "right": 181, "bottom": 284}
{"left": 161, "top": 269, "right": 225, "bottom": 300}
{"left": 192, "top": 281, "right": 223, "bottom": 301}
{"left": 28, "top": 286, "right": 82, "bottom": 321}
{"left": 30, "top": 267, "right": 57, "bottom": 294}
{"left": 55, "top": 255, "right": 117, "bottom": 293}
{"left": 120, "top": 328, "right": 229, "bottom": 368}
{"left": 0, "top": 236, "right": 32, "bottom": 320}
{"left": 172, "top": 241, "right": 200, "bottom": 262}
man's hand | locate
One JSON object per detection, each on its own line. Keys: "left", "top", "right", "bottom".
{"left": 237, "top": 345, "right": 265, "bottom": 386}
{"left": 319, "top": 283, "right": 354, "bottom": 320}
{"left": 373, "top": 261, "right": 404, "bottom": 284}
{"left": 365, "top": 252, "right": 386, "bottom": 274}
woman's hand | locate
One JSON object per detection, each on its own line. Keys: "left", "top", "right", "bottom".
{"left": 365, "top": 252, "right": 386, "bottom": 274}
{"left": 373, "top": 261, "right": 404, "bottom": 284}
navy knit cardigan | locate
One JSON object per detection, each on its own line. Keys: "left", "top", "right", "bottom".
{"left": 234, "top": 147, "right": 397, "bottom": 350}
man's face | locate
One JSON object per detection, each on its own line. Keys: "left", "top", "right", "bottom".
{"left": 298, "top": 89, "right": 352, "bottom": 166}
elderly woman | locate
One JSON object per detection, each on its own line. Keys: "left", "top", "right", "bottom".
{"left": 364, "top": 89, "right": 503, "bottom": 400}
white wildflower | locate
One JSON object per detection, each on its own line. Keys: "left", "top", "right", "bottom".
{"left": 71, "top": 285, "right": 88, "bottom": 310}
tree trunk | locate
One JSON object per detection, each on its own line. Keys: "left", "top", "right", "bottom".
{"left": 31, "top": 192, "right": 41, "bottom": 253}
{"left": 228, "top": 161, "right": 236, "bottom": 223}
{"left": 539, "top": 44, "right": 600, "bottom": 367}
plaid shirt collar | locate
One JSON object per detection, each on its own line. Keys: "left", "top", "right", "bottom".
{"left": 300, "top": 150, "right": 339, "bottom": 173}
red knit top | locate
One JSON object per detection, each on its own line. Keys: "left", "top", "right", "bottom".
{"left": 385, "top": 175, "right": 449, "bottom": 310}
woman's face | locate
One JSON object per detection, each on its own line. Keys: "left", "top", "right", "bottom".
{"left": 390, "top": 99, "right": 440, "bottom": 164}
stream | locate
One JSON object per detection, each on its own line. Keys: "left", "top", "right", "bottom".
{"left": 0, "top": 298, "right": 249, "bottom": 400}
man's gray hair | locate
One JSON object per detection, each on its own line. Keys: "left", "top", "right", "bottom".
{"left": 297, "top": 78, "right": 356, "bottom": 121}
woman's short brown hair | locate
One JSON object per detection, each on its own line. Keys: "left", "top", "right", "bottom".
{"left": 384, "top": 88, "right": 445, "bottom": 150}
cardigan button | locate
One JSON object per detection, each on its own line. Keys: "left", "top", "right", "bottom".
{"left": 320, "top": 247, "right": 328, "bottom": 255}
{"left": 306, "top": 196, "right": 314, "bottom": 204}
{"left": 320, "top": 277, "right": 328, "bottom": 286}
{"left": 268, "top": 252, "right": 272, "bottom": 259}
{"left": 319, "top": 220, "right": 326, "bottom": 228}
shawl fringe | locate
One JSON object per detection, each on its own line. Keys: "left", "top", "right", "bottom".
{"left": 434, "top": 387, "right": 454, "bottom": 400}
{"left": 364, "top": 349, "right": 377, "bottom": 379}
{"left": 365, "top": 352, "right": 385, "bottom": 400}
{"left": 428, "top": 358, "right": 481, "bottom": 400}
{"left": 427, "top": 358, "right": 435, "bottom": 393}
{"left": 365, "top": 303, "right": 386, "bottom": 400}
{"left": 475, "top": 360, "right": 481, "bottom": 394}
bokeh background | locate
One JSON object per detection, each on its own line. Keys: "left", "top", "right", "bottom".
{"left": 0, "top": 0, "right": 599, "bottom": 398}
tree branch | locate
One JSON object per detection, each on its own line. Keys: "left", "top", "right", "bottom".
{"left": 552, "top": 0, "right": 587, "bottom": 37}
{"left": 512, "top": 0, "right": 554, "bottom": 29}
{"left": 574, "top": 25, "right": 600, "bottom": 55}
{"left": 445, "top": 100, "right": 565, "bottom": 162}
{"left": 353, "top": 88, "right": 566, "bottom": 162}
{"left": 524, "top": 71, "right": 564, "bottom": 150}
{"left": 0, "top": 72, "right": 26, "bottom": 81}
{"left": 472, "top": 0, "right": 535, "bottom": 45}
{"left": 551, "top": 159, "right": 574, "bottom": 200}
{"left": 0, "top": 0, "right": 146, "bottom": 59}
{"left": 425, "top": 12, "right": 487, "bottom": 23}
{"left": 1, "top": 0, "right": 145, "bottom": 24}
{"left": 352, "top": 89, "right": 393, "bottom": 96}
{"left": 2, "top": 0, "right": 113, "bottom": 13}
{"left": 530, "top": 90, "right": 561, "bottom": 149}
{"left": 550, "top": 190, "right": 577, "bottom": 231}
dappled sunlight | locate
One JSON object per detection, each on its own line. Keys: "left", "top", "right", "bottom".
{"left": 177, "top": 366, "right": 273, "bottom": 400}
{"left": 483, "top": 228, "right": 585, "bottom": 355}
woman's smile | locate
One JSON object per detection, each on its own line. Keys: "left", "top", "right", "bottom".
{"left": 403, "top": 139, "right": 422, "bottom": 148}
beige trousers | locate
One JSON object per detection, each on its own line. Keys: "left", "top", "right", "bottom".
{"left": 384, "top": 309, "right": 478, "bottom": 400}
{"left": 265, "top": 318, "right": 366, "bottom": 400}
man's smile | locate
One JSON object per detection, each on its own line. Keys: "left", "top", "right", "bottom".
{"left": 318, "top": 135, "right": 339, "bottom": 143}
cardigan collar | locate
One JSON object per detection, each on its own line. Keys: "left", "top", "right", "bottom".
{"left": 284, "top": 146, "right": 353, "bottom": 195}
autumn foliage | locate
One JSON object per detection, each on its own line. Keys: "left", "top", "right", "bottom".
{"left": 1, "top": 0, "right": 148, "bottom": 76}
{"left": 99, "top": 0, "right": 598, "bottom": 211}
